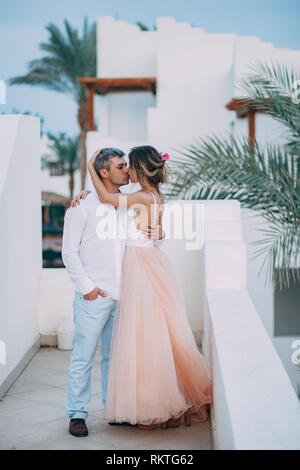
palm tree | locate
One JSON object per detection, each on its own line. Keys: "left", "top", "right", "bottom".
{"left": 135, "top": 21, "right": 157, "bottom": 31}
{"left": 167, "top": 60, "right": 300, "bottom": 289}
{"left": 8, "top": 17, "right": 96, "bottom": 189}
{"left": 42, "top": 132, "right": 79, "bottom": 199}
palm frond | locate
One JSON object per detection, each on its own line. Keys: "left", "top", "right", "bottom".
{"left": 8, "top": 18, "right": 96, "bottom": 104}
{"left": 167, "top": 132, "right": 300, "bottom": 288}
{"left": 237, "top": 59, "right": 300, "bottom": 142}
{"left": 45, "top": 132, "right": 79, "bottom": 172}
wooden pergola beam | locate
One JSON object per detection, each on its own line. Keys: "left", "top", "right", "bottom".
{"left": 226, "top": 98, "right": 269, "bottom": 117}
{"left": 87, "top": 84, "right": 95, "bottom": 131}
{"left": 78, "top": 77, "right": 156, "bottom": 95}
{"left": 78, "top": 77, "right": 157, "bottom": 132}
{"left": 248, "top": 109, "right": 256, "bottom": 150}
{"left": 226, "top": 98, "right": 269, "bottom": 150}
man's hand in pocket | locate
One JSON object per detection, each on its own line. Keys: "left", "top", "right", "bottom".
{"left": 83, "top": 287, "right": 107, "bottom": 300}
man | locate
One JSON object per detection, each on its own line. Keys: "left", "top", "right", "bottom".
{"left": 62, "top": 147, "right": 164, "bottom": 437}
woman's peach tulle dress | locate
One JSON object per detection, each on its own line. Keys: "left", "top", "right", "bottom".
{"left": 103, "top": 192, "right": 212, "bottom": 426}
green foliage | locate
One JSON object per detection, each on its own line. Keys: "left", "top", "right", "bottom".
{"left": 167, "top": 60, "right": 300, "bottom": 289}
{"left": 42, "top": 132, "right": 79, "bottom": 174}
{"left": 8, "top": 17, "right": 96, "bottom": 104}
{"left": 135, "top": 21, "right": 157, "bottom": 31}
{"left": 49, "top": 205, "right": 65, "bottom": 228}
{"left": 238, "top": 59, "right": 300, "bottom": 153}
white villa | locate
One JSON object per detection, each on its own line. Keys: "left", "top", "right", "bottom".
{"left": 1, "top": 16, "right": 300, "bottom": 449}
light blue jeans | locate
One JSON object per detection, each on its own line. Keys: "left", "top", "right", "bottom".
{"left": 66, "top": 291, "right": 117, "bottom": 420}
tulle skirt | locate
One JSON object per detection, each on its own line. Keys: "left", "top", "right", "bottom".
{"left": 103, "top": 245, "right": 212, "bottom": 426}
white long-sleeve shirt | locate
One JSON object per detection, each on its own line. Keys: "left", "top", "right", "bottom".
{"left": 62, "top": 190, "right": 165, "bottom": 300}
{"left": 62, "top": 191, "right": 126, "bottom": 299}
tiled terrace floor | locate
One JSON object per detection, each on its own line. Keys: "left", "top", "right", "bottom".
{"left": 0, "top": 347, "right": 212, "bottom": 450}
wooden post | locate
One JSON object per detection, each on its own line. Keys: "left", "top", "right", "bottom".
{"left": 248, "top": 109, "right": 256, "bottom": 151}
{"left": 43, "top": 205, "right": 50, "bottom": 224}
{"left": 88, "top": 85, "right": 95, "bottom": 131}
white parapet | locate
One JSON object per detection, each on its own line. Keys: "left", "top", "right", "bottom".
{"left": 97, "top": 16, "right": 157, "bottom": 78}
{"left": 0, "top": 115, "right": 42, "bottom": 395}
{"left": 202, "top": 199, "right": 300, "bottom": 450}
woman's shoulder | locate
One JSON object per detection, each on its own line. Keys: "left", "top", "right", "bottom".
{"left": 141, "top": 190, "right": 164, "bottom": 204}
{"left": 132, "top": 190, "right": 156, "bottom": 203}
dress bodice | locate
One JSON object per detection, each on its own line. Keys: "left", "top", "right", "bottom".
{"left": 125, "top": 191, "right": 159, "bottom": 247}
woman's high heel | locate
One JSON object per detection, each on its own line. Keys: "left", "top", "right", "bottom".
{"left": 166, "top": 415, "right": 182, "bottom": 428}
{"left": 138, "top": 421, "right": 167, "bottom": 430}
{"left": 184, "top": 410, "right": 192, "bottom": 426}
{"left": 137, "top": 423, "right": 155, "bottom": 431}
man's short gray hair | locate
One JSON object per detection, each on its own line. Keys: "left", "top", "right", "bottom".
{"left": 94, "top": 147, "right": 125, "bottom": 177}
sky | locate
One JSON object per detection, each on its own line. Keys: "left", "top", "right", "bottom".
{"left": 1, "top": 0, "right": 300, "bottom": 136}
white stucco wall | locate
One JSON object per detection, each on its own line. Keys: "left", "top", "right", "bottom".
{"left": 96, "top": 17, "right": 157, "bottom": 143}
{"left": 148, "top": 18, "right": 236, "bottom": 151}
{"left": 38, "top": 269, "right": 75, "bottom": 338}
{"left": 0, "top": 115, "right": 42, "bottom": 392}
{"left": 95, "top": 16, "right": 300, "bottom": 155}
{"left": 97, "top": 17, "right": 157, "bottom": 78}
{"left": 101, "top": 92, "right": 156, "bottom": 142}
{"left": 233, "top": 35, "right": 300, "bottom": 99}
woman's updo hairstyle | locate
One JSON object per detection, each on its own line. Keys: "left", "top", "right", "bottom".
{"left": 128, "top": 145, "right": 171, "bottom": 186}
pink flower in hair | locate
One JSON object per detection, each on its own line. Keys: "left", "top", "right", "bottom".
{"left": 160, "top": 152, "right": 170, "bottom": 161}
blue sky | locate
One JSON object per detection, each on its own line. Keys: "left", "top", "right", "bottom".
{"left": 1, "top": 0, "right": 300, "bottom": 135}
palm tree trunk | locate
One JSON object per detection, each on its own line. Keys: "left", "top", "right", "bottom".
{"left": 78, "top": 100, "right": 90, "bottom": 190}
{"left": 79, "top": 129, "right": 87, "bottom": 190}
{"left": 69, "top": 171, "right": 75, "bottom": 199}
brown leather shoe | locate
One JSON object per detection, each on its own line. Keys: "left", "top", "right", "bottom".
{"left": 69, "top": 418, "right": 88, "bottom": 437}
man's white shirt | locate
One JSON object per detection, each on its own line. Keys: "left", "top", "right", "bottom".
{"left": 62, "top": 190, "right": 164, "bottom": 300}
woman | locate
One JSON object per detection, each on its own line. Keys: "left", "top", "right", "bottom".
{"left": 76, "top": 145, "right": 212, "bottom": 430}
